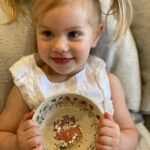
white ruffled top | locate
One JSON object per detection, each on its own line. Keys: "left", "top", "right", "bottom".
{"left": 10, "top": 54, "right": 114, "bottom": 115}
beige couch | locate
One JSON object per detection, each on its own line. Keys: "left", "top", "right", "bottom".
{"left": 131, "top": 0, "right": 150, "bottom": 130}
{"left": 0, "top": 0, "right": 150, "bottom": 149}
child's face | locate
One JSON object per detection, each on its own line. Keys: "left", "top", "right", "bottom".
{"left": 36, "top": 0, "right": 103, "bottom": 76}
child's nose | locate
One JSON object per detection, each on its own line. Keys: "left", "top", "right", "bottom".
{"left": 52, "top": 37, "right": 69, "bottom": 53}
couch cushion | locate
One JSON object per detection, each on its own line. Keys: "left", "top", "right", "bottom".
{"left": 136, "top": 122, "right": 150, "bottom": 150}
{"left": 131, "top": 0, "right": 150, "bottom": 114}
{"left": 0, "top": 5, "right": 36, "bottom": 112}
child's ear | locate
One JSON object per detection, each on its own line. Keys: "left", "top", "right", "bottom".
{"left": 92, "top": 23, "right": 104, "bottom": 48}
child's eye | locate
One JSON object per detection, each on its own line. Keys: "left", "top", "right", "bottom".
{"left": 42, "top": 31, "right": 53, "bottom": 38}
{"left": 68, "top": 31, "right": 82, "bottom": 39}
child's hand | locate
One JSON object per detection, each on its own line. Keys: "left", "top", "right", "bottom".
{"left": 16, "top": 111, "right": 43, "bottom": 150}
{"left": 96, "top": 112, "right": 120, "bottom": 150}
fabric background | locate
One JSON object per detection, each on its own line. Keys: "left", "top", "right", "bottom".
{"left": 0, "top": 5, "right": 36, "bottom": 112}
{"left": 131, "top": 0, "right": 150, "bottom": 114}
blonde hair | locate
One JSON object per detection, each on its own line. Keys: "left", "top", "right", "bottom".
{"left": 110, "top": 0, "right": 133, "bottom": 40}
{"left": 33, "top": 0, "right": 133, "bottom": 41}
{"left": 0, "top": 0, "right": 31, "bottom": 23}
{"left": 1, "top": 0, "right": 133, "bottom": 40}
{"left": 0, "top": 0, "right": 21, "bottom": 23}
{"left": 33, "top": 0, "right": 102, "bottom": 29}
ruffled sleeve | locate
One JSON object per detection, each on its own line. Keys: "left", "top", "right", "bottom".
{"left": 10, "top": 57, "right": 30, "bottom": 86}
{"left": 91, "top": 56, "right": 114, "bottom": 115}
{"left": 9, "top": 54, "right": 39, "bottom": 109}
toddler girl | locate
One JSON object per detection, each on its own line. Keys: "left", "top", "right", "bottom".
{"left": 0, "top": 0, "right": 138, "bottom": 150}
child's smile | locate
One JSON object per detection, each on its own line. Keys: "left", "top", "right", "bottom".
{"left": 50, "top": 57, "right": 74, "bottom": 66}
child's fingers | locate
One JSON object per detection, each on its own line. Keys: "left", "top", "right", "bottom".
{"left": 103, "top": 112, "right": 114, "bottom": 121}
{"left": 99, "top": 118, "right": 114, "bottom": 129}
{"left": 22, "top": 111, "right": 34, "bottom": 122}
{"left": 98, "top": 112, "right": 115, "bottom": 128}
{"left": 99, "top": 127, "right": 116, "bottom": 137}
{"left": 24, "top": 126, "right": 42, "bottom": 139}
{"left": 32, "top": 145, "right": 44, "bottom": 150}
{"left": 103, "top": 112, "right": 120, "bottom": 129}
{"left": 26, "top": 135, "right": 43, "bottom": 149}
{"left": 21, "top": 120, "right": 39, "bottom": 132}
{"left": 96, "top": 142, "right": 112, "bottom": 150}
{"left": 19, "top": 112, "right": 38, "bottom": 131}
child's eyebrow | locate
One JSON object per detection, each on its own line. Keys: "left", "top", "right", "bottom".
{"left": 37, "top": 25, "right": 50, "bottom": 29}
{"left": 37, "top": 25, "right": 84, "bottom": 30}
{"left": 67, "top": 26, "right": 83, "bottom": 30}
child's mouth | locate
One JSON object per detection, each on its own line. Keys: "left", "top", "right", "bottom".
{"left": 51, "top": 57, "right": 73, "bottom": 65}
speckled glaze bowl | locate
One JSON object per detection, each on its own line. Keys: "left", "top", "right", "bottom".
{"left": 33, "top": 93, "right": 103, "bottom": 150}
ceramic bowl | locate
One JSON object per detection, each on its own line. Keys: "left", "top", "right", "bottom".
{"left": 33, "top": 93, "right": 103, "bottom": 150}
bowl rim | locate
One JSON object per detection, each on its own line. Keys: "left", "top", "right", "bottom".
{"left": 32, "top": 92, "right": 103, "bottom": 121}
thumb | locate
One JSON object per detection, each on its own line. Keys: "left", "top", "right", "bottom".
{"left": 103, "top": 112, "right": 114, "bottom": 121}
{"left": 22, "top": 111, "right": 34, "bottom": 122}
